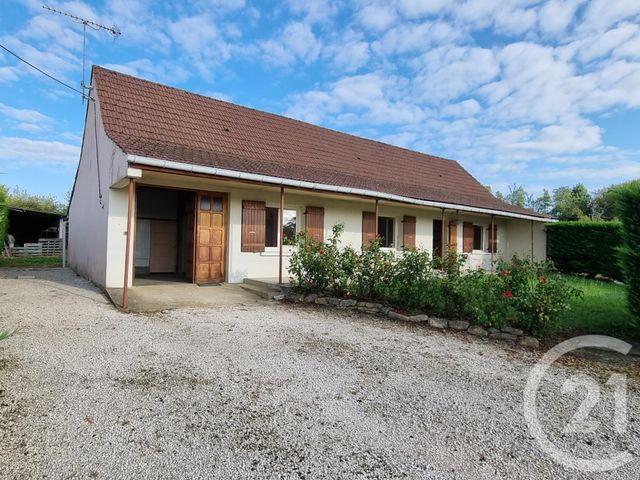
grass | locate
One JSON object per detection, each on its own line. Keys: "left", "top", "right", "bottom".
{"left": 554, "top": 275, "right": 639, "bottom": 340}
{"left": 0, "top": 255, "right": 62, "bottom": 268}
{"left": 0, "top": 329, "right": 17, "bottom": 341}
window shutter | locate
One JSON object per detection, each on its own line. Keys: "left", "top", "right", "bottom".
{"left": 489, "top": 224, "right": 498, "bottom": 253}
{"left": 463, "top": 222, "right": 474, "bottom": 253}
{"left": 241, "top": 200, "right": 266, "bottom": 252}
{"left": 362, "top": 211, "right": 376, "bottom": 246}
{"left": 305, "top": 206, "right": 324, "bottom": 242}
{"left": 403, "top": 215, "right": 416, "bottom": 249}
{"left": 449, "top": 221, "right": 458, "bottom": 251}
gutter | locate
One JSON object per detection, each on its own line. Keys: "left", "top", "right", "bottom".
{"left": 127, "top": 154, "right": 552, "bottom": 223}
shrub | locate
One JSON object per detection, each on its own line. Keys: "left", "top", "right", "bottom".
{"left": 288, "top": 227, "right": 581, "bottom": 336}
{"left": 612, "top": 181, "right": 640, "bottom": 322}
{"left": 495, "top": 257, "right": 582, "bottom": 336}
{"left": 0, "top": 185, "right": 8, "bottom": 246}
{"left": 546, "top": 220, "right": 624, "bottom": 279}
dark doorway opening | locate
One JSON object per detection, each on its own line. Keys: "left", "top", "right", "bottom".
{"left": 135, "top": 187, "right": 196, "bottom": 284}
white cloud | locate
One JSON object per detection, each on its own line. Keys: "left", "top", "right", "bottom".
{"left": 373, "top": 21, "right": 463, "bottom": 55}
{"left": 578, "top": 0, "right": 640, "bottom": 34}
{"left": 0, "top": 103, "right": 50, "bottom": 123}
{"left": 576, "top": 23, "right": 638, "bottom": 62}
{"left": 260, "top": 22, "right": 322, "bottom": 65}
{"left": 169, "top": 15, "right": 232, "bottom": 75}
{"left": 0, "top": 136, "right": 79, "bottom": 166}
{"left": 286, "top": 0, "right": 340, "bottom": 23}
{"left": 324, "top": 32, "right": 370, "bottom": 72}
{"left": 538, "top": 0, "right": 585, "bottom": 36}
{"left": 441, "top": 99, "right": 481, "bottom": 118}
{"left": 395, "top": 0, "right": 450, "bottom": 18}
{"left": 102, "top": 59, "right": 190, "bottom": 84}
{"left": 415, "top": 46, "right": 500, "bottom": 102}
{"left": 286, "top": 73, "right": 428, "bottom": 125}
{"left": 357, "top": 3, "right": 398, "bottom": 32}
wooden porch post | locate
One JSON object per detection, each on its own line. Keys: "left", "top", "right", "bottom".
{"left": 374, "top": 198, "right": 379, "bottom": 237}
{"left": 122, "top": 179, "right": 135, "bottom": 309}
{"left": 279, "top": 186, "right": 284, "bottom": 285}
{"left": 440, "top": 208, "right": 446, "bottom": 260}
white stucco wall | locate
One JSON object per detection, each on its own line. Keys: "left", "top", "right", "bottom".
{"left": 96, "top": 169, "right": 549, "bottom": 288}
{"left": 68, "top": 83, "right": 128, "bottom": 289}
{"left": 505, "top": 220, "right": 547, "bottom": 261}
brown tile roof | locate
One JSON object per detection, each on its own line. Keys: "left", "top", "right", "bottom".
{"left": 92, "top": 66, "right": 546, "bottom": 219}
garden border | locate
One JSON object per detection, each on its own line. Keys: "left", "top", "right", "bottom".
{"left": 280, "top": 291, "right": 541, "bottom": 349}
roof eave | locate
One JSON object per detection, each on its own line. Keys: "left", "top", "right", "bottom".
{"left": 127, "top": 154, "right": 552, "bottom": 223}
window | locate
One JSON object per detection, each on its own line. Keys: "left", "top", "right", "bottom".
{"left": 283, "top": 209, "right": 297, "bottom": 245}
{"left": 265, "top": 207, "right": 278, "bottom": 247}
{"left": 378, "top": 216, "right": 395, "bottom": 248}
{"left": 265, "top": 207, "right": 297, "bottom": 247}
{"left": 473, "top": 225, "right": 483, "bottom": 250}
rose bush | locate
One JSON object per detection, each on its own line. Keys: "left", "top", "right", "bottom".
{"left": 288, "top": 225, "right": 581, "bottom": 336}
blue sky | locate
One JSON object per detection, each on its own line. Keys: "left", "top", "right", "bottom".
{"left": 1, "top": 0, "right": 639, "bottom": 202}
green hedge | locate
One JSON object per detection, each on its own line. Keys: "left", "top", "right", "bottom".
{"left": 0, "top": 185, "right": 8, "bottom": 247}
{"left": 546, "top": 221, "right": 624, "bottom": 279}
{"left": 613, "top": 181, "right": 640, "bottom": 320}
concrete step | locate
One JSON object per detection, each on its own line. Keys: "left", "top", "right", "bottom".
{"left": 239, "top": 283, "right": 281, "bottom": 300}
{"left": 242, "top": 278, "right": 283, "bottom": 291}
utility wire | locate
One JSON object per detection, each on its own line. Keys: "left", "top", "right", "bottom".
{"left": 0, "top": 42, "right": 91, "bottom": 100}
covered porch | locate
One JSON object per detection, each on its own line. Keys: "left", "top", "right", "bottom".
{"left": 109, "top": 167, "right": 547, "bottom": 309}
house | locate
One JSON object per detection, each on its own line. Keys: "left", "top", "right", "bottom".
{"left": 68, "top": 66, "right": 548, "bottom": 304}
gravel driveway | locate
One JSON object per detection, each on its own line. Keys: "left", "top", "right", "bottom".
{"left": 1, "top": 268, "right": 639, "bottom": 479}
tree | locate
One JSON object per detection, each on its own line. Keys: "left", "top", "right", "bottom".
{"left": 6, "top": 187, "right": 67, "bottom": 215}
{"left": 530, "top": 189, "right": 553, "bottom": 215}
{"left": 495, "top": 184, "right": 531, "bottom": 208}
{"left": 551, "top": 184, "right": 592, "bottom": 220}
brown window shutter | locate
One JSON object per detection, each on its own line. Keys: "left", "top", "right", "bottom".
{"left": 362, "top": 211, "right": 376, "bottom": 246}
{"left": 448, "top": 221, "right": 457, "bottom": 251}
{"left": 402, "top": 215, "right": 416, "bottom": 249}
{"left": 305, "top": 206, "right": 324, "bottom": 242}
{"left": 463, "top": 222, "right": 474, "bottom": 253}
{"left": 489, "top": 224, "right": 498, "bottom": 253}
{"left": 241, "top": 200, "right": 266, "bottom": 252}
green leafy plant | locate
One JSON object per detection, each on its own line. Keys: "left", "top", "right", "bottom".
{"left": 288, "top": 226, "right": 581, "bottom": 337}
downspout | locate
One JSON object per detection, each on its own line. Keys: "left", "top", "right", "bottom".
{"left": 279, "top": 187, "right": 284, "bottom": 285}
{"left": 122, "top": 179, "right": 135, "bottom": 309}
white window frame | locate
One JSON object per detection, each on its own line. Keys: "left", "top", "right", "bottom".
{"left": 263, "top": 204, "right": 302, "bottom": 254}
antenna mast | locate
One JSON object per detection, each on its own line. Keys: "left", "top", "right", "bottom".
{"left": 42, "top": 5, "right": 121, "bottom": 103}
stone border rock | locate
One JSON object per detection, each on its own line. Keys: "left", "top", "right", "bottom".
{"left": 282, "top": 292, "right": 540, "bottom": 350}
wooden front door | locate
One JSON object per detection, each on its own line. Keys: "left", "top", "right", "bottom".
{"left": 195, "top": 192, "right": 226, "bottom": 284}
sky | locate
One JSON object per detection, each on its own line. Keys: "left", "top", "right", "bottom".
{"left": 1, "top": 0, "right": 639, "bottom": 202}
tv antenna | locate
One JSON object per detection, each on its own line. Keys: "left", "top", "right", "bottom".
{"left": 42, "top": 5, "right": 121, "bottom": 104}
